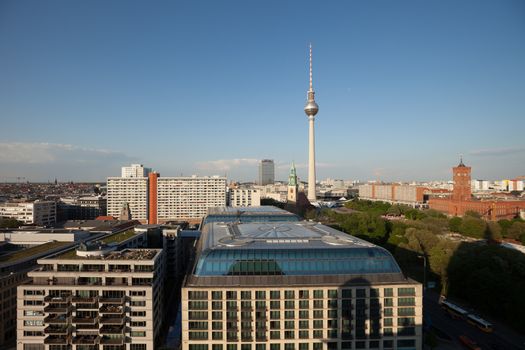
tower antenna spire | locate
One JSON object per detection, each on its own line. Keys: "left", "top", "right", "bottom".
{"left": 309, "top": 43, "right": 313, "bottom": 91}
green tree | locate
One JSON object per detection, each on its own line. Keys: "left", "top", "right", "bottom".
{"left": 449, "top": 217, "right": 462, "bottom": 232}
{"left": 459, "top": 216, "right": 486, "bottom": 238}
{"left": 507, "top": 222, "right": 525, "bottom": 240}
{"left": 464, "top": 210, "right": 481, "bottom": 218}
{"left": 0, "top": 218, "right": 22, "bottom": 228}
{"left": 498, "top": 219, "right": 512, "bottom": 237}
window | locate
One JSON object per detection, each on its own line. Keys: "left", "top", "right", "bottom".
{"left": 299, "top": 330, "right": 309, "bottom": 339}
{"left": 256, "top": 291, "right": 266, "bottom": 299}
{"left": 270, "top": 321, "right": 280, "bottom": 329}
{"left": 299, "top": 290, "right": 309, "bottom": 299}
{"left": 328, "top": 290, "right": 338, "bottom": 298}
{"left": 24, "top": 320, "right": 43, "bottom": 326}
{"left": 212, "top": 291, "right": 223, "bottom": 299}
{"left": 398, "top": 288, "right": 415, "bottom": 296}
{"left": 313, "top": 320, "right": 323, "bottom": 329}
{"left": 270, "top": 311, "right": 280, "bottom": 319}
{"left": 285, "top": 300, "right": 294, "bottom": 309}
{"left": 313, "top": 300, "right": 323, "bottom": 309}
{"left": 131, "top": 321, "right": 146, "bottom": 327}
{"left": 356, "top": 289, "right": 366, "bottom": 298}
{"left": 270, "top": 291, "right": 280, "bottom": 299}
{"left": 270, "top": 301, "right": 280, "bottom": 309}
{"left": 285, "top": 290, "right": 294, "bottom": 299}
{"left": 313, "top": 290, "right": 323, "bottom": 298}
{"left": 299, "top": 310, "right": 308, "bottom": 319}
{"left": 131, "top": 345, "right": 147, "bottom": 350}
{"left": 384, "top": 288, "right": 393, "bottom": 297}
{"left": 270, "top": 331, "right": 280, "bottom": 339}
{"left": 131, "top": 300, "right": 146, "bottom": 307}
{"left": 131, "top": 331, "right": 146, "bottom": 337}
{"left": 212, "top": 311, "right": 222, "bottom": 320}
{"left": 383, "top": 318, "right": 393, "bottom": 326}
{"left": 189, "top": 291, "right": 208, "bottom": 300}
{"left": 285, "top": 311, "right": 294, "bottom": 319}
{"left": 398, "top": 297, "right": 415, "bottom": 306}
{"left": 241, "top": 291, "right": 252, "bottom": 299}
{"left": 130, "top": 290, "right": 146, "bottom": 296}
{"left": 398, "top": 308, "right": 415, "bottom": 316}
{"left": 342, "top": 289, "right": 352, "bottom": 298}
{"left": 397, "top": 339, "right": 416, "bottom": 347}
{"left": 313, "top": 330, "right": 323, "bottom": 338}
{"left": 213, "top": 345, "right": 223, "bottom": 350}
{"left": 285, "top": 330, "right": 295, "bottom": 339}
{"left": 285, "top": 321, "right": 294, "bottom": 329}
{"left": 299, "top": 344, "right": 308, "bottom": 350}
{"left": 299, "top": 300, "right": 309, "bottom": 309}
{"left": 313, "top": 310, "right": 323, "bottom": 318}
{"left": 227, "top": 291, "right": 237, "bottom": 299}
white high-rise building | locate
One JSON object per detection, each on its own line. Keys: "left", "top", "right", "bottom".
{"left": 229, "top": 188, "right": 261, "bottom": 207}
{"left": 259, "top": 159, "right": 275, "bottom": 185}
{"left": 107, "top": 177, "right": 148, "bottom": 221}
{"left": 121, "top": 163, "right": 151, "bottom": 178}
{"left": 0, "top": 200, "right": 56, "bottom": 226}
{"left": 157, "top": 176, "right": 227, "bottom": 221}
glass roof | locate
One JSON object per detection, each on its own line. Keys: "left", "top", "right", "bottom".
{"left": 194, "top": 247, "right": 401, "bottom": 276}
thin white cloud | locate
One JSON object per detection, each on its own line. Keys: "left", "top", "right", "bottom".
{"left": 469, "top": 146, "right": 525, "bottom": 157}
{"left": 276, "top": 162, "right": 337, "bottom": 170}
{"left": 0, "top": 142, "right": 134, "bottom": 164}
{"left": 195, "top": 158, "right": 259, "bottom": 172}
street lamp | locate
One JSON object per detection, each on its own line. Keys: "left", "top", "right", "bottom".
{"left": 417, "top": 255, "right": 427, "bottom": 291}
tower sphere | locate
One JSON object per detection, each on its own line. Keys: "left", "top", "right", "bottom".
{"left": 304, "top": 100, "right": 319, "bottom": 117}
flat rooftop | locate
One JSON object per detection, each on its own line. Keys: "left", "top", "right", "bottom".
{"left": 48, "top": 248, "right": 160, "bottom": 261}
{"left": 207, "top": 206, "right": 292, "bottom": 215}
{"left": 0, "top": 241, "right": 72, "bottom": 264}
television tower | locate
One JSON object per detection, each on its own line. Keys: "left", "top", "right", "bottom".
{"left": 304, "top": 44, "right": 319, "bottom": 202}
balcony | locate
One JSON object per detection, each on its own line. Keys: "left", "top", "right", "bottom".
{"left": 44, "top": 304, "right": 71, "bottom": 313}
{"left": 100, "top": 315, "right": 125, "bottom": 325}
{"left": 45, "top": 296, "right": 71, "bottom": 303}
{"left": 72, "top": 296, "right": 98, "bottom": 303}
{"left": 44, "top": 326, "right": 70, "bottom": 335}
{"left": 99, "top": 305, "right": 124, "bottom": 314}
{"left": 100, "top": 336, "right": 125, "bottom": 345}
{"left": 44, "top": 315, "right": 69, "bottom": 324}
{"left": 44, "top": 335, "right": 69, "bottom": 344}
{"left": 100, "top": 325, "right": 125, "bottom": 334}
{"left": 73, "top": 316, "right": 98, "bottom": 324}
{"left": 99, "top": 296, "right": 125, "bottom": 304}
{"left": 76, "top": 302, "right": 99, "bottom": 310}
{"left": 73, "top": 335, "right": 100, "bottom": 344}
{"left": 75, "top": 323, "right": 100, "bottom": 331}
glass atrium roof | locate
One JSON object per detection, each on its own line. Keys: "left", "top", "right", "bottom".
{"left": 194, "top": 221, "right": 402, "bottom": 277}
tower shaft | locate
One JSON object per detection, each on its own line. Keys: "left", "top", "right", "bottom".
{"left": 308, "top": 116, "right": 316, "bottom": 201}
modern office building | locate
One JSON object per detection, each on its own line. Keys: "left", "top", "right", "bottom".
{"left": 121, "top": 164, "right": 152, "bottom": 178}
{"left": 58, "top": 196, "right": 107, "bottom": 221}
{"left": 16, "top": 245, "right": 164, "bottom": 350}
{"left": 229, "top": 188, "right": 261, "bottom": 207}
{"left": 182, "top": 220, "right": 422, "bottom": 350}
{"left": 259, "top": 160, "right": 275, "bottom": 186}
{"left": 0, "top": 200, "right": 57, "bottom": 226}
{"left": 202, "top": 206, "right": 300, "bottom": 227}
{"left": 107, "top": 177, "right": 149, "bottom": 222}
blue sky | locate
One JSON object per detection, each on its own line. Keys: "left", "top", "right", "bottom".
{"left": 0, "top": 0, "right": 524, "bottom": 182}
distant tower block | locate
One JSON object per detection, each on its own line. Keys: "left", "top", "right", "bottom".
{"left": 452, "top": 157, "right": 472, "bottom": 201}
{"left": 304, "top": 44, "right": 319, "bottom": 202}
{"left": 287, "top": 162, "right": 299, "bottom": 203}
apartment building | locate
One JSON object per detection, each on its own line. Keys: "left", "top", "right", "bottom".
{"left": 358, "top": 185, "right": 428, "bottom": 208}
{"left": 17, "top": 246, "right": 164, "bottom": 350}
{"left": 156, "top": 176, "right": 227, "bottom": 223}
{"left": 121, "top": 164, "right": 151, "bottom": 178}
{"left": 182, "top": 221, "right": 422, "bottom": 350}
{"left": 228, "top": 188, "right": 261, "bottom": 207}
{"left": 0, "top": 242, "right": 76, "bottom": 349}
{"left": 0, "top": 200, "right": 56, "bottom": 226}
{"left": 107, "top": 178, "right": 148, "bottom": 222}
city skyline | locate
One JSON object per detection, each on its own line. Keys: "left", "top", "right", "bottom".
{"left": 1, "top": 0, "right": 525, "bottom": 182}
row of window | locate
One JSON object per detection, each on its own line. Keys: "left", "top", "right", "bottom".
{"left": 189, "top": 288, "right": 415, "bottom": 301}
{"left": 188, "top": 339, "right": 416, "bottom": 350}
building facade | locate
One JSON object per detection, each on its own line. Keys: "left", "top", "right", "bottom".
{"left": 0, "top": 201, "right": 57, "bottom": 226}
{"left": 259, "top": 160, "right": 275, "bottom": 186}
{"left": 182, "top": 221, "right": 422, "bottom": 350}
{"left": 358, "top": 185, "right": 428, "bottom": 208}
{"left": 229, "top": 188, "right": 261, "bottom": 207}
{"left": 121, "top": 164, "right": 151, "bottom": 178}
{"left": 107, "top": 178, "right": 149, "bottom": 222}
{"left": 17, "top": 247, "right": 164, "bottom": 350}
{"left": 156, "top": 176, "right": 227, "bottom": 223}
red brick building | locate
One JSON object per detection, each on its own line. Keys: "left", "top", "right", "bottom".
{"left": 429, "top": 159, "right": 525, "bottom": 220}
